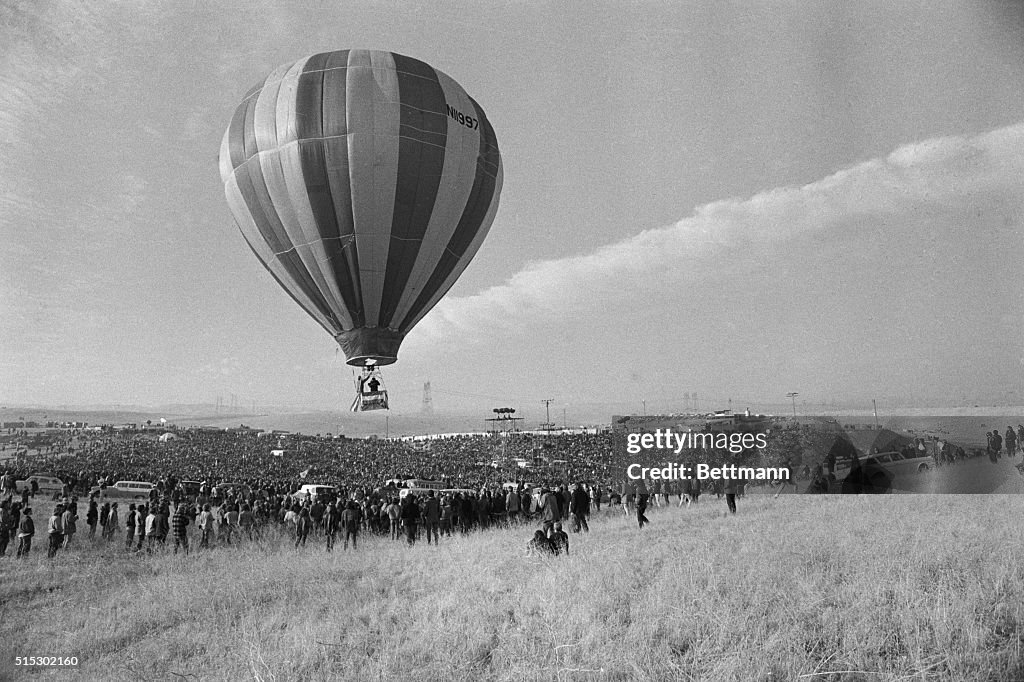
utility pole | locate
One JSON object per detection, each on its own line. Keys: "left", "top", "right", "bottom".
{"left": 786, "top": 392, "right": 799, "bottom": 418}
{"left": 541, "top": 399, "right": 554, "bottom": 437}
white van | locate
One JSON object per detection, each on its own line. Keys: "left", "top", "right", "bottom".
{"left": 91, "top": 480, "right": 156, "bottom": 501}
{"left": 398, "top": 487, "right": 439, "bottom": 500}
{"left": 291, "top": 484, "right": 336, "bottom": 503}
{"left": 15, "top": 473, "right": 65, "bottom": 497}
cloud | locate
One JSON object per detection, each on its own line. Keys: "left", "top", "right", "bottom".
{"left": 416, "top": 122, "right": 1024, "bottom": 344}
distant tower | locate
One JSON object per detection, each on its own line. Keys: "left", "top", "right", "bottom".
{"left": 422, "top": 381, "right": 433, "bottom": 414}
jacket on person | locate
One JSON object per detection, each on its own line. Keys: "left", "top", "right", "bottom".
{"left": 569, "top": 487, "right": 589, "bottom": 516}
{"left": 340, "top": 506, "right": 362, "bottom": 532}
{"left": 541, "top": 492, "right": 561, "bottom": 522}
{"left": 423, "top": 496, "right": 441, "bottom": 523}
{"left": 171, "top": 508, "right": 190, "bottom": 537}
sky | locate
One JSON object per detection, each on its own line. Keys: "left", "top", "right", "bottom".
{"left": 1, "top": 1, "right": 1023, "bottom": 423}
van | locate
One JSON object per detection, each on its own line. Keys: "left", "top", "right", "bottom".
{"left": 15, "top": 473, "right": 65, "bottom": 497}
{"left": 291, "top": 484, "right": 336, "bottom": 503}
{"left": 404, "top": 479, "right": 446, "bottom": 490}
{"left": 398, "top": 487, "right": 439, "bottom": 500}
{"left": 90, "top": 480, "right": 157, "bottom": 501}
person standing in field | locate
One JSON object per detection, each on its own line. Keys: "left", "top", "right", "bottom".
{"left": 423, "top": 490, "right": 441, "bottom": 545}
{"left": 386, "top": 497, "right": 401, "bottom": 541}
{"left": 156, "top": 505, "right": 170, "bottom": 546}
{"left": 401, "top": 494, "right": 420, "bottom": 546}
{"left": 197, "top": 504, "right": 215, "bottom": 548}
{"left": 569, "top": 483, "right": 589, "bottom": 533}
{"left": 439, "top": 495, "right": 454, "bottom": 537}
{"left": 0, "top": 500, "right": 12, "bottom": 557}
{"left": 222, "top": 504, "right": 238, "bottom": 545}
{"left": 61, "top": 503, "right": 78, "bottom": 548}
{"left": 124, "top": 503, "right": 136, "bottom": 550}
{"left": 104, "top": 503, "right": 119, "bottom": 542}
{"left": 723, "top": 477, "right": 738, "bottom": 514}
{"left": 1006, "top": 427, "right": 1017, "bottom": 459}
{"left": 47, "top": 505, "right": 64, "bottom": 558}
{"left": 633, "top": 480, "right": 650, "bottom": 529}
{"left": 322, "top": 499, "right": 339, "bottom": 552}
{"left": 171, "top": 503, "right": 190, "bottom": 555}
{"left": 505, "top": 486, "right": 521, "bottom": 524}
{"left": 294, "top": 507, "right": 311, "bottom": 549}
{"left": 144, "top": 506, "right": 158, "bottom": 553}
{"left": 340, "top": 500, "right": 362, "bottom": 550}
{"left": 238, "top": 504, "right": 256, "bottom": 540}
{"left": 16, "top": 507, "right": 34, "bottom": 558}
{"left": 540, "top": 487, "right": 561, "bottom": 535}
{"left": 86, "top": 500, "right": 98, "bottom": 539}
{"left": 134, "top": 504, "right": 147, "bottom": 551}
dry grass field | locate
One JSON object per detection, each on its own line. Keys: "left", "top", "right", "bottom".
{"left": 1, "top": 495, "right": 1022, "bottom": 681}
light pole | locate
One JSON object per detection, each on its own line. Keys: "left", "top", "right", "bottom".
{"left": 642, "top": 399, "right": 646, "bottom": 416}
{"left": 786, "top": 392, "right": 799, "bottom": 418}
{"left": 541, "top": 399, "right": 554, "bottom": 431}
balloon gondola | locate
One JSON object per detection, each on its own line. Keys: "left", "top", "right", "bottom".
{"left": 219, "top": 50, "right": 503, "bottom": 410}
{"left": 352, "top": 364, "right": 388, "bottom": 412}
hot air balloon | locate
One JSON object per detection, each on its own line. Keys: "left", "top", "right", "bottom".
{"left": 219, "top": 49, "right": 503, "bottom": 411}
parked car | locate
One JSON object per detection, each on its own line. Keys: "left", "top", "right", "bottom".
{"left": 89, "top": 480, "right": 156, "bottom": 501}
{"left": 15, "top": 473, "right": 65, "bottom": 498}
{"left": 178, "top": 480, "right": 202, "bottom": 498}
{"left": 214, "top": 482, "right": 251, "bottom": 499}
{"left": 291, "top": 484, "right": 336, "bottom": 504}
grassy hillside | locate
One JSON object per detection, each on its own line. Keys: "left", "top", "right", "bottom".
{"left": 1, "top": 495, "right": 1022, "bottom": 681}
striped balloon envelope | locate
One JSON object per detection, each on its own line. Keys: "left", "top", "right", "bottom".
{"left": 219, "top": 49, "right": 503, "bottom": 367}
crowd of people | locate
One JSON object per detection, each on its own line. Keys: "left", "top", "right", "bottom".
{"left": 0, "top": 426, "right": 633, "bottom": 559}
{"left": 0, "top": 427, "right": 620, "bottom": 498}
